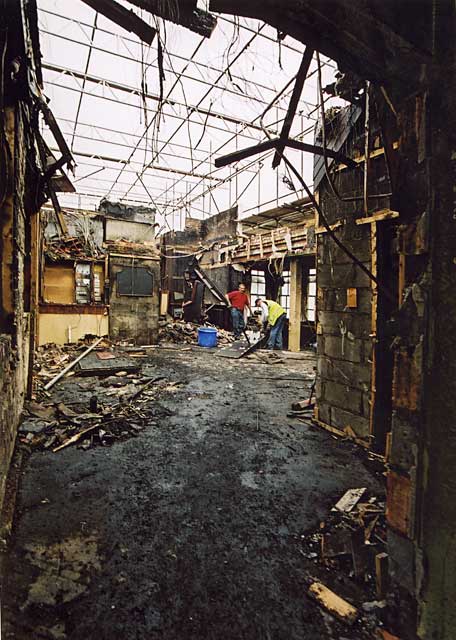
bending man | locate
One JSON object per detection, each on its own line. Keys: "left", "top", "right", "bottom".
{"left": 225, "top": 283, "right": 251, "bottom": 339}
{"left": 256, "top": 298, "right": 286, "bottom": 350}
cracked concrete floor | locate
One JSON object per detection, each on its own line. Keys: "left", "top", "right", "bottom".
{"left": 1, "top": 346, "right": 382, "bottom": 640}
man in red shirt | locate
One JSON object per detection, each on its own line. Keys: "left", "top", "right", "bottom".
{"left": 225, "top": 283, "right": 251, "bottom": 339}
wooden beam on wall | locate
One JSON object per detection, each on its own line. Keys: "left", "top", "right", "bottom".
{"left": 289, "top": 258, "right": 303, "bottom": 352}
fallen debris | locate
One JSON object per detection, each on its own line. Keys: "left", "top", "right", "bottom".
{"left": 158, "top": 319, "right": 232, "bottom": 345}
{"left": 333, "top": 488, "right": 367, "bottom": 513}
{"left": 308, "top": 582, "right": 358, "bottom": 625}
{"left": 44, "top": 337, "right": 104, "bottom": 390}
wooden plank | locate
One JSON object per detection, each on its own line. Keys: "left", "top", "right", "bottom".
{"left": 333, "top": 488, "right": 367, "bottom": 513}
{"left": 44, "top": 337, "right": 104, "bottom": 390}
{"left": 308, "top": 582, "right": 358, "bottom": 625}
{"left": 346, "top": 287, "right": 358, "bottom": 308}
{"left": 311, "top": 418, "right": 370, "bottom": 448}
{"left": 369, "top": 221, "right": 378, "bottom": 438}
{"left": 289, "top": 259, "right": 303, "bottom": 352}
{"left": 355, "top": 209, "right": 399, "bottom": 225}
{"left": 335, "top": 141, "right": 400, "bottom": 171}
{"left": 160, "top": 291, "right": 169, "bottom": 316}
{"left": 398, "top": 252, "right": 406, "bottom": 305}
{"left": 315, "top": 221, "right": 343, "bottom": 235}
{"left": 375, "top": 552, "right": 389, "bottom": 598}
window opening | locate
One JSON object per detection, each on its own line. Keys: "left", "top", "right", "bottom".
{"left": 307, "top": 268, "right": 317, "bottom": 322}
{"left": 280, "top": 270, "right": 290, "bottom": 314}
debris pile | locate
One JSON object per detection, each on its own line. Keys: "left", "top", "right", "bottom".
{"left": 45, "top": 235, "right": 104, "bottom": 261}
{"left": 303, "top": 487, "right": 388, "bottom": 633}
{"left": 158, "top": 320, "right": 232, "bottom": 345}
{"left": 33, "top": 338, "right": 111, "bottom": 399}
{"left": 19, "top": 375, "right": 176, "bottom": 452}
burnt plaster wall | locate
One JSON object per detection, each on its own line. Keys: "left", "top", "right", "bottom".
{"left": 315, "top": 111, "right": 391, "bottom": 441}
{"left": 0, "top": 104, "right": 32, "bottom": 515}
{"left": 109, "top": 256, "right": 160, "bottom": 345}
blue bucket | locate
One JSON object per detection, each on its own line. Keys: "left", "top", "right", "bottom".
{"left": 198, "top": 327, "right": 218, "bottom": 348}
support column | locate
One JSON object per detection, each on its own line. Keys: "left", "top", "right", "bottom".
{"left": 289, "top": 258, "right": 303, "bottom": 352}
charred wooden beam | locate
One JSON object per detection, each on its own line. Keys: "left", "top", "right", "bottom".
{"left": 215, "top": 137, "right": 358, "bottom": 169}
{"left": 209, "top": 0, "right": 430, "bottom": 84}
{"left": 126, "top": 0, "right": 217, "bottom": 38}
{"left": 272, "top": 46, "right": 314, "bottom": 168}
{"left": 81, "top": 0, "right": 157, "bottom": 44}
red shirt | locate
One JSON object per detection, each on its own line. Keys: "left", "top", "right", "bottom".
{"left": 227, "top": 290, "right": 249, "bottom": 311}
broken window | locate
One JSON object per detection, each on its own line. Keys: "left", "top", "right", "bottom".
{"left": 250, "top": 269, "right": 266, "bottom": 299}
{"left": 280, "top": 270, "right": 291, "bottom": 314}
{"left": 117, "top": 266, "right": 154, "bottom": 297}
{"left": 307, "top": 268, "right": 317, "bottom": 322}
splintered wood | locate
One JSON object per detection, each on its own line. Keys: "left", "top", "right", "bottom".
{"left": 308, "top": 582, "right": 358, "bottom": 625}
{"left": 333, "top": 488, "right": 367, "bottom": 513}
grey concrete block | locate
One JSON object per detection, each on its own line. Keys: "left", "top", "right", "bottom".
{"left": 323, "top": 380, "right": 362, "bottom": 414}
{"left": 331, "top": 406, "right": 370, "bottom": 437}
{"left": 318, "top": 263, "right": 372, "bottom": 288}
{"left": 324, "top": 335, "right": 362, "bottom": 363}
{"left": 317, "top": 355, "right": 371, "bottom": 390}
{"left": 388, "top": 528, "right": 416, "bottom": 595}
{"left": 317, "top": 311, "right": 372, "bottom": 339}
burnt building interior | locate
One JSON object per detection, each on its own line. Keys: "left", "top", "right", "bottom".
{"left": 0, "top": 1, "right": 455, "bottom": 639}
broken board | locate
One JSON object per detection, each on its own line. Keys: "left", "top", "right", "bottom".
{"left": 216, "top": 337, "right": 263, "bottom": 359}
{"left": 333, "top": 488, "right": 367, "bottom": 513}
{"left": 77, "top": 352, "right": 140, "bottom": 376}
{"left": 308, "top": 582, "right": 358, "bottom": 625}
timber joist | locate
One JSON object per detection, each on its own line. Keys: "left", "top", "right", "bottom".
{"left": 231, "top": 223, "right": 314, "bottom": 262}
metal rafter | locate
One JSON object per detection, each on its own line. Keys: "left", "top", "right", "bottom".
{"left": 120, "top": 24, "right": 266, "bottom": 201}
{"left": 39, "top": 9, "right": 309, "bottom": 103}
{"left": 43, "top": 63, "right": 290, "bottom": 136}
{"left": 70, "top": 12, "right": 97, "bottom": 152}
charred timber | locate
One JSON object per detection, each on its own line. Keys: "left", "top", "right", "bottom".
{"left": 81, "top": 0, "right": 157, "bottom": 44}
{"left": 126, "top": 0, "right": 217, "bottom": 38}
{"left": 215, "top": 137, "right": 357, "bottom": 169}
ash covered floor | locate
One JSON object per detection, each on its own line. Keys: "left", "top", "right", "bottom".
{"left": 2, "top": 346, "right": 383, "bottom": 639}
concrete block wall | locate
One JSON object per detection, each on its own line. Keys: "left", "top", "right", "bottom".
{"left": 109, "top": 256, "right": 160, "bottom": 345}
{"left": 316, "top": 222, "right": 373, "bottom": 439}
{"left": 0, "top": 335, "right": 28, "bottom": 515}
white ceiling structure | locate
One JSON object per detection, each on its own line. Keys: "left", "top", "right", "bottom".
{"left": 38, "top": 0, "right": 341, "bottom": 230}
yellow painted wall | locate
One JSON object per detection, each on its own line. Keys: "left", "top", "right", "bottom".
{"left": 38, "top": 312, "right": 108, "bottom": 346}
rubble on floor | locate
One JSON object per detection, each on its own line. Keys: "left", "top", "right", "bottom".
{"left": 25, "top": 337, "right": 185, "bottom": 451}
{"left": 158, "top": 319, "right": 233, "bottom": 345}
{"left": 20, "top": 375, "right": 177, "bottom": 452}
{"left": 300, "top": 485, "right": 388, "bottom": 635}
